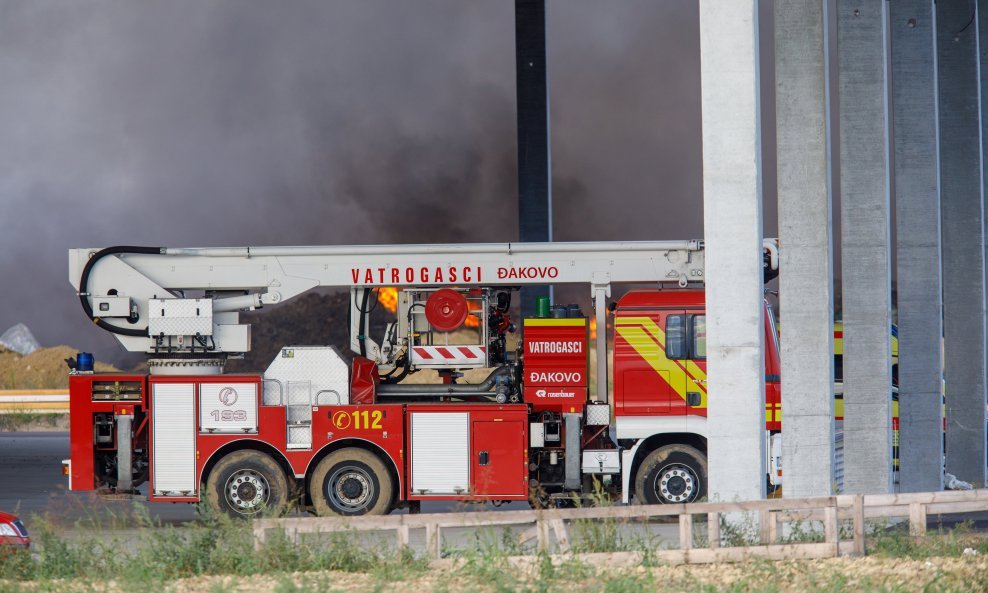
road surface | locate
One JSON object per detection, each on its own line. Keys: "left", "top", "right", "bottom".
{"left": 0, "top": 431, "right": 535, "bottom": 525}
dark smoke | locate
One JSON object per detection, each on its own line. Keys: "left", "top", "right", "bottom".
{"left": 0, "top": 1, "right": 777, "bottom": 365}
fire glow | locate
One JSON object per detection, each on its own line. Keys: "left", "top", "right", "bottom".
{"left": 375, "top": 287, "right": 597, "bottom": 338}
{"left": 376, "top": 287, "right": 480, "bottom": 329}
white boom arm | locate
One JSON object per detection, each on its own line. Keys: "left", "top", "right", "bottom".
{"left": 70, "top": 240, "right": 716, "bottom": 354}
{"left": 70, "top": 239, "right": 780, "bottom": 402}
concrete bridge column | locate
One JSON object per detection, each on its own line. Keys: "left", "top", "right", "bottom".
{"left": 775, "top": 0, "right": 836, "bottom": 497}
{"left": 939, "top": 0, "right": 987, "bottom": 487}
{"left": 699, "top": 0, "right": 766, "bottom": 503}
{"left": 838, "top": 0, "right": 895, "bottom": 495}
{"left": 891, "top": 0, "right": 944, "bottom": 493}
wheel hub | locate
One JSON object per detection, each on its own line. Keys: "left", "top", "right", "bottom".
{"left": 225, "top": 469, "right": 269, "bottom": 513}
{"left": 655, "top": 464, "right": 696, "bottom": 503}
{"left": 329, "top": 468, "right": 373, "bottom": 511}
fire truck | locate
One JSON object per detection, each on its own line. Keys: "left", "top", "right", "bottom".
{"left": 63, "top": 240, "right": 780, "bottom": 516}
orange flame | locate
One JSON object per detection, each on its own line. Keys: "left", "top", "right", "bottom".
{"left": 375, "top": 287, "right": 480, "bottom": 329}
{"left": 590, "top": 317, "right": 597, "bottom": 340}
{"left": 377, "top": 287, "right": 399, "bottom": 314}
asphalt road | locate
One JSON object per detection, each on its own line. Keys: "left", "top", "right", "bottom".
{"left": 0, "top": 431, "right": 536, "bottom": 525}
{"left": 0, "top": 431, "right": 683, "bottom": 553}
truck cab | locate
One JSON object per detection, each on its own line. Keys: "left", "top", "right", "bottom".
{"left": 613, "top": 289, "right": 782, "bottom": 504}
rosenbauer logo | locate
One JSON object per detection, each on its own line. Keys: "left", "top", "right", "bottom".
{"left": 534, "top": 389, "right": 577, "bottom": 399}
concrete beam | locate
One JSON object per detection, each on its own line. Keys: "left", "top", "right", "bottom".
{"left": 775, "top": 0, "right": 835, "bottom": 497}
{"left": 891, "top": 0, "right": 944, "bottom": 493}
{"left": 699, "top": 0, "right": 766, "bottom": 503}
{"left": 939, "top": 0, "right": 987, "bottom": 487}
{"left": 838, "top": 0, "right": 894, "bottom": 494}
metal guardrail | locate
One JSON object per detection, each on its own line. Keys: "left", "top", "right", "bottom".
{"left": 253, "top": 489, "right": 988, "bottom": 565}
{"left": 0, "top": 390, "right": 69, "bottom": 413}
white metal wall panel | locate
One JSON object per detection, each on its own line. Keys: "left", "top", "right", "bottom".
{"left": 148, "top": 298, "right": 213, "bottom": 336}
{"left": 199, "top": 383, "right": 257, "bottom": 433}
{"left": 263, "top": 346, "right": 349, "bottom": 405}
{"left": 411, "top": 412, "right": 469, "bottom": 494}
{"left": 152, "top": 383, "right": 196, "bottom": 495}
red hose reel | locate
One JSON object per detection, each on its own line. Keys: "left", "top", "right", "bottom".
{"left": 424, "top": 289, "right": 469, "bottom": 332}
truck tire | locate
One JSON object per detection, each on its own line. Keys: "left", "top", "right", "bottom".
{"left": 309, "top": 448, "right": 394, "bottom": 516}
{"left": 204, "top": 450, "right": 290, "bottom": 517}
{"left": 634, "top": 444, "right": 707, "bottom": 505}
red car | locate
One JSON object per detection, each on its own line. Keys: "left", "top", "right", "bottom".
{"left": 0, "top": 512, "right": 30, "bottom": 550}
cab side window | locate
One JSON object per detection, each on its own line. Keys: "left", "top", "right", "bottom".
{"left": 692, "top": 315, "right": 707, "bottom": 359}
{"left": 666, "top": 315, "right": 688, "bottom": 359}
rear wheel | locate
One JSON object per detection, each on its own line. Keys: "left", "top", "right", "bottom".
{"left": 634, "top": 444, "right": 707, "bottom": 505}
{"left": 309, "top": 448, "right": 394, "bottom": 516}
{"left": 204, "top": 450, "right": 290, "bottom": 517}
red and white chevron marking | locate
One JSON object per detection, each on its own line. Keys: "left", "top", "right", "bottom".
{"left": 411, "top": 345, "right": 487, "bottom": 365}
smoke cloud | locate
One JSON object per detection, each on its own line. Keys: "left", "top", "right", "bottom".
{"left": 0, "top": 1, "right": 777, "bottom": 364}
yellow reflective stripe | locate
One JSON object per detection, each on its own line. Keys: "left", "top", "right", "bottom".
{"left": 614, "top": 324, "right": 692, "bottom": 403}
{"left": 764, "top": 403, "right": 781, "bottom": 423}
{"left": 523, "top": 318, "right": 587, "bottom": 326}
{"left": 617, "top": 316, "right": 708, "bottom": 404}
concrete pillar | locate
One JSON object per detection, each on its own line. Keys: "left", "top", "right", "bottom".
{"left": 938, "top": 0, "right": 987, "bottom": 487}
{"left": 775, "top": 0, "right": 835, "bottom": 498}
{"left": 699, "top": 0, "right": 766, "bottom": 503}
{"left": 838, "top": 0, "right": 894, "bottom": 494}
{"left": 982, "top": 1, "right": 988, "bottom": 205}
{"left": 515, "top": 0, "right": 552, "bottom": 320}
{"left": 891, "top": 0, "right": 944, "bottom": 493}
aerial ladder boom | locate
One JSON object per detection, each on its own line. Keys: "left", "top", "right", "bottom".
{"left": 69, "top": 240, "right": 777, "bottom": 400}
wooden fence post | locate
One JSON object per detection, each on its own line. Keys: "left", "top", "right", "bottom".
{"left": 824, "top": 505, "right": 838, "bottom": 556}
{"left": 537, "top": 518, "right": 549, "bottom": 553}
{"left": 397, "top": 524, "right": 410, "bottom": 551}
{"left": 425, "top": 523, "right": 441, "bottom": 559}
{"left": 909, "top": 502, "right": 927, "bottom": 538}
{"left": 550, "top": 519, "right": 570, "bottom": 553}
{"left": 759, "top": 510, "right": 772, "bottom": 544}
{"left": 253, "top": 522, "right": 265, "bottom": 552}
{"left": 852, "top": 494, "right": 865, "bottom": 555}
{"left": 679, "top": 513, "right": 693, "bottom": 550}
{"left": 707, "top": 512, "right": 720, "bottom": 548}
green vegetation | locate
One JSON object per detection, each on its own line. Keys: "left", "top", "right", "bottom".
{"left": 2, "top": 509, "right": 988, "bottom": 593}
{"left": 0, "top": 412, "right": 64, "bottom": 432}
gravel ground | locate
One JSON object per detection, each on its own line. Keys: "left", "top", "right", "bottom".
{"left": 5, "top": 553, "right": 988, "bottom": 593}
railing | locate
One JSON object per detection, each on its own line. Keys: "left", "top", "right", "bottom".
{"left": 253, "top": 489, "right": 988, "bottom": 564}
{"left": 0, "top": 390, "right": 69, "bottom": 413}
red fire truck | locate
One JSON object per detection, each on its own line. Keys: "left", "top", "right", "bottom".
{"left": 64, "top": 240, "right": 780, "bottom": 515}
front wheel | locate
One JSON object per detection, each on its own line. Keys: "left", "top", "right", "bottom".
{"left": 204, "top": 450, "right": 290, "bottom": 517}
{"left": 634, "top": 444, "right": 707, "bottom": 505}
{"left": 309, "top": 448, "right": 394, "bottom": 516}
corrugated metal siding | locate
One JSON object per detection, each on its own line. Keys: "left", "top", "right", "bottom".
{"left": 411, "top": 412, "right": 469, "bottom": 494}
{"left": 153, "top": 383, "right": 196, "bottom": 495}
{"left": 834, "top": 421, "right": 844, "bottom": 493}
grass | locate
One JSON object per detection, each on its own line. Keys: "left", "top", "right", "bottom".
{"left": 0, "top": 412, "right": 64, "bottom": 432}
{"left": 3, "top": 507, "right": 988, "bottom": 593}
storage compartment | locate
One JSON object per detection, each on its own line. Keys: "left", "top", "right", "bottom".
{"left": 407, "top": 404, "right": 529, "bottom": 500}
{"left": 410, "top": 412, "right": 470, "bottom": 495}
{"left": 151, "top": 382, "right": 196, "bottom": 496}
{"left": 581, "top": 449, "right": 620, "bottom": 474}
{"left": 522, "top": 318, "right": 589, "bottom": 413}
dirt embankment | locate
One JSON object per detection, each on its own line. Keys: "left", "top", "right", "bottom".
{"left": 0, "top": 346, "right": 119, "bottom": 390}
